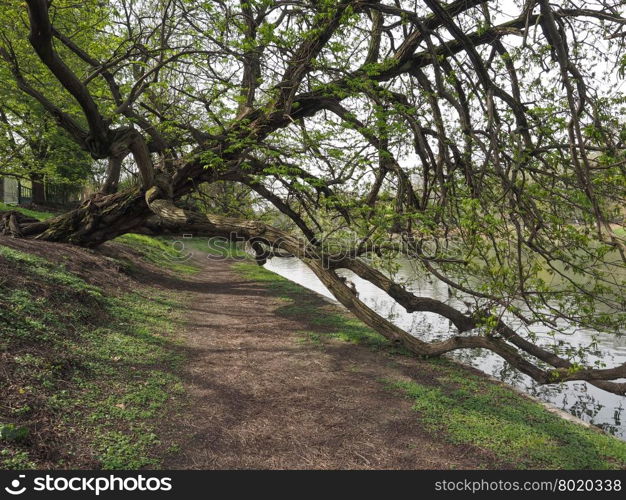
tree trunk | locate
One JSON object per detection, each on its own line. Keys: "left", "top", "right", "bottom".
{"left": 20, "top": 187, "right": 149, "bottom": 245}
{"left": 30, "top": 173, "right": 45, "bottom": 204}
{"left": 101, "top": 155, "right": 125, "bottom": 195}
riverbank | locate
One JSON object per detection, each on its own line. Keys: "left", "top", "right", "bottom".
{"left": 264, "top": 254, "right": 626, "bottom": 439}
{"left": 2, "top": 217, "right": 626, "bottom": 469}
{"left": 219, "top": 256, "right": 626, "bottom": 469}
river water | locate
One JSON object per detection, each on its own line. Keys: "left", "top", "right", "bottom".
{"left": 264, "top": 257, "right": 626, "bottom": 440}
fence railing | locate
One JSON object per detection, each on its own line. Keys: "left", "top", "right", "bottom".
{"left": 1, "top": 177, "right": 81, "bottom": 207}
{"left": 18, "top": 183, "right": 32, "bottom": 205}
{"left": 45, "top": 184, "right": 79, "bottom": 205}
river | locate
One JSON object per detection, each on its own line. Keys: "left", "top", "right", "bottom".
{"left": 264, "top": 257, "right": 626, "bottom": 440}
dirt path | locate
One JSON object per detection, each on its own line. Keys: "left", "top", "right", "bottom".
{"left": 144, "top": 253, "right": 500, "bottom": 470}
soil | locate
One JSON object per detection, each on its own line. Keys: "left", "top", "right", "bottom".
{"left": 138, "top": 251, "right": 505, "bottom": 470}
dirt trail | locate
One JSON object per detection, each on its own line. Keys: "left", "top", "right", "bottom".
{"left": 142, "top": 253, "right": 500, "bottom": 469}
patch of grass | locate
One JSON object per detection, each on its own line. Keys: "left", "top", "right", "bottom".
{"left": 115, "top": 234, "right": 199, "bottom": 274}
{"left": 94, "top": 429, "right": 159, "bottom": 470}
{"left": 0, "top": 202, "right": 53, "bottom": 220}
{"left": 296, "top": 331, "right": 324, "bottom": 346}
{"left": 0, "top": 449, "right": 36, "bottom": 469}
{"left": 61, "top": 290, "right": 184, "bottom": 470}
{"left": 0, "top": 240, "right": 186, "bottom": 470}
{"left": 385, "top": 366, "right": 626, "bottom": 469}
{"left": 0, "top": 245, "right": 102, "bottom": 296}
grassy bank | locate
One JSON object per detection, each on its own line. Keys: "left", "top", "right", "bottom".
{"left": 231, "top": 258, "right": 626, "bottom": 470}
{"left": 0, "top": 206, "right": 194, "bottom": 469}
{"left": 0, "top": 202, "right": 54, "bottom": 221}
{"left": 115, "top": 233, "right": 199, "bottom": 275}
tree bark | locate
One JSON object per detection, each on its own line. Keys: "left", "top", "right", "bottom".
{"left": 101, "top": 154, "right": 126, "bottom": 195}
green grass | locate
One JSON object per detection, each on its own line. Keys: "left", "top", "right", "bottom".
{"left": 0, "top": 202, "right": 54, "bottom": 220}
{"left": 229, "top": 255, "right": 626, "bottom": 470}
{"left": 114, "top": 234, "right": 199, "bottom": 275}
{"left": 385, "top": 370, "right": 626, "bottom": 469}
{"left": 0, "top": 240, "right": 186, "bottom": 469}
{"left": 69, "top": 291, "right": 185, "bottom": 470}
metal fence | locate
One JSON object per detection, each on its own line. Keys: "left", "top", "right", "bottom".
{"left": 1, "top": 177, "right": 80, "bottom": 207}
{"left": 45, "top": 183, "right": 77, "bottom": 206}
{"left": 18, "top": 183, "right": 32, "bottom": 205}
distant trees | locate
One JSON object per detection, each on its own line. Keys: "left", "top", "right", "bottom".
{"left": 0, "top": 0, "right": 625, "bottom": 392}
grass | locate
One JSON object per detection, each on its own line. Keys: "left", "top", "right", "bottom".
{"left": 112, "top": 234, "right": 252, "bottom": 275}
{"left": 68, "top": 291, "right": 185, "bottom": 469}
{"left": 114, "top": 233, "right": 199, "bottom": 275}
{"left": 236, "top": 259, "right": 420, "bottom": 355}
{"left": 385, "top": 369, "right": 626, "bottom": 469}
{"left": 229, "top": 254, "right": 626, "bottom": 470}
{"left": 234, "top": 261, "right": 394, "bottom": 349}
{"left": 0, "top": 202, "right": 54, "bottom": 220}
{"left": 0, "top": 239, "right": 186, "bottom": 469}
{"left": 185, "top": 236, "right": 247, "bottom": 258}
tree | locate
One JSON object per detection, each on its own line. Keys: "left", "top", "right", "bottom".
{"left": 0, "top": 1, "right": 97, "bottom": 201}
{"left": 0, "top": 103, "right": 93, "bottom": 203}
{"left": 1, "top": 0, "right": 625, "bottom": 393}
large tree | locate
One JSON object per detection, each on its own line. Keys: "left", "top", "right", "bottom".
{"left": 1, "top": 0, "right": 625, "bottom": 393}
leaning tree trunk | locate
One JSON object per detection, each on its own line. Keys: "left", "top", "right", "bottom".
{"left": 3, "top": 153, "right": 213, "bottom": 245}
{"left": 0, "top": 185, "right": 152, "bottom": 245}
{"left": 33, "top": 187, "right": 150, "bottom": 245}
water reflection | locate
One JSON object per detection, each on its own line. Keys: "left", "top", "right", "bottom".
{"left": 265, "top": 257, "right": 626, "bottom": 440}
